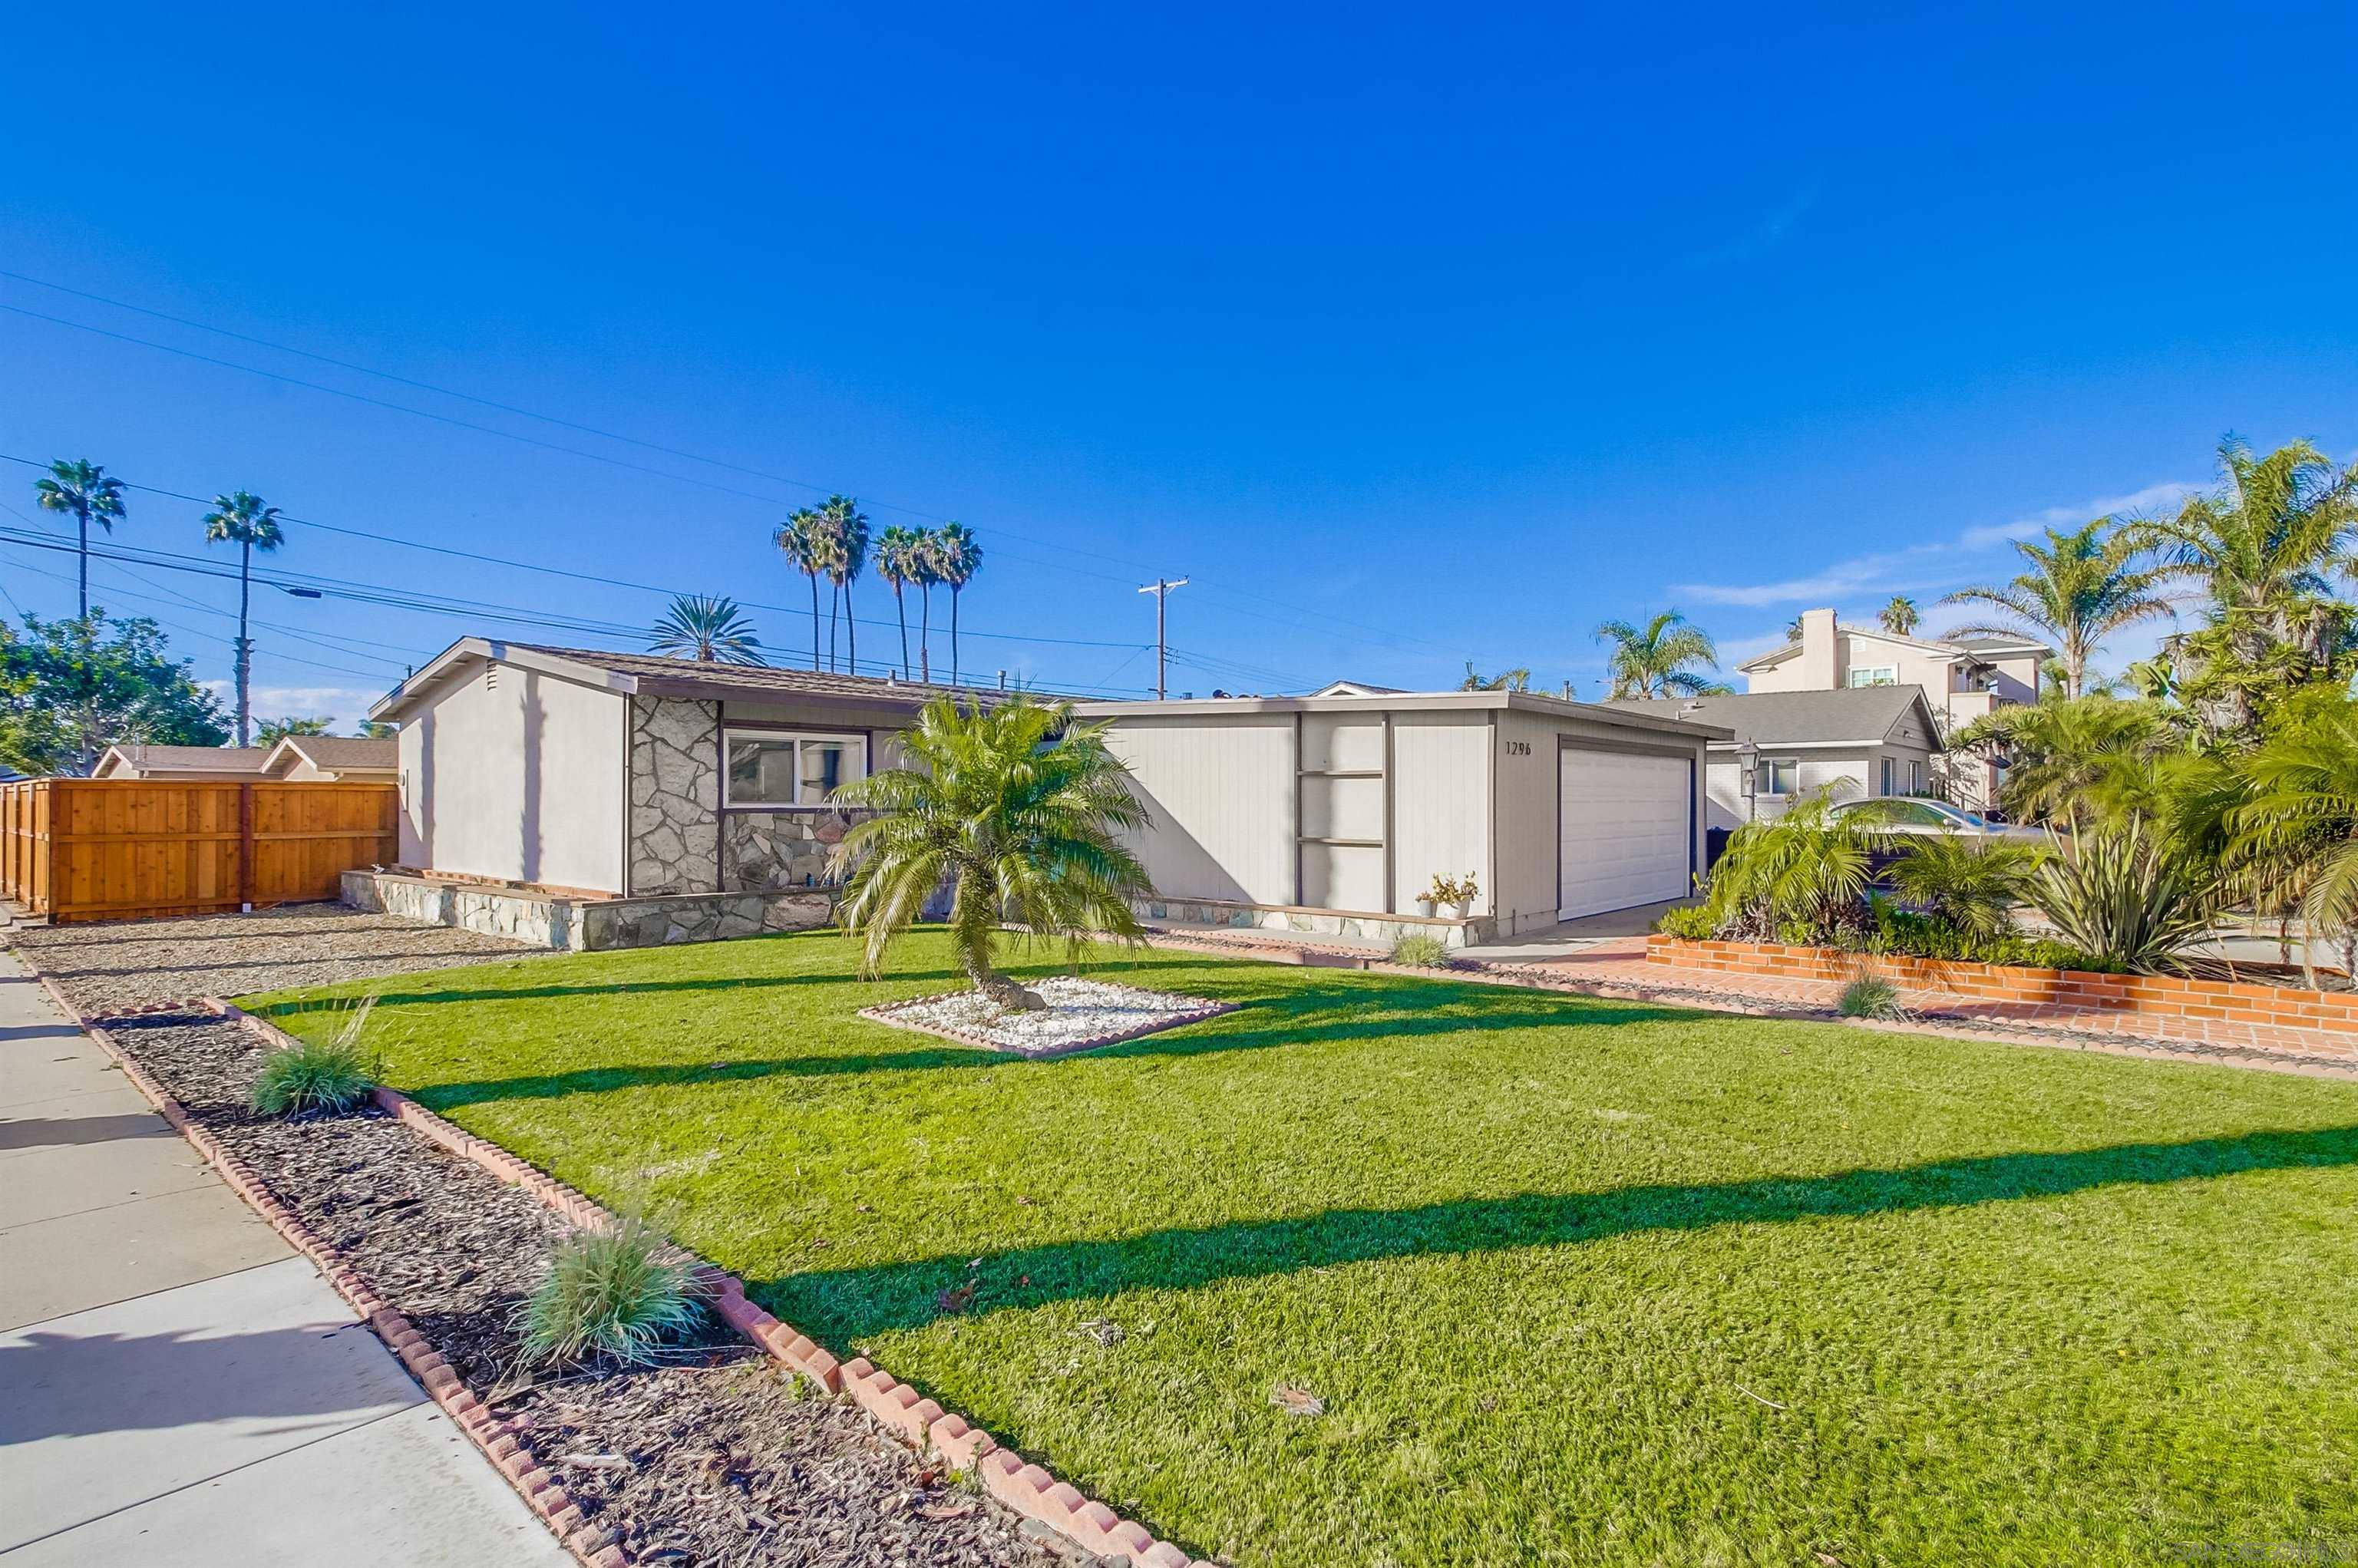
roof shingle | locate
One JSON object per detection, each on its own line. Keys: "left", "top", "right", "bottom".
{"left": 1600, "top": 686, "right": 1936, "bottom": 745}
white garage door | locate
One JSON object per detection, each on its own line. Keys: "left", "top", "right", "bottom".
{"left": 1558, "top": 749, "right": 1694, "bottom": 920}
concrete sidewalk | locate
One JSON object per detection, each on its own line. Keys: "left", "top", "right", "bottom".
{"left": 0, "top": 948, "right": 569, "bottom": 1566}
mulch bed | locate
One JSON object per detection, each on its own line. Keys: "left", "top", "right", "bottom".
{"left": 101, "top": 1010, "right": 1071, "bottom": 1568}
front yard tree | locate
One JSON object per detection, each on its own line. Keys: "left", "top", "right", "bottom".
{"left": 831, "top": 694, "right": 1151, "bottom": 1010}
{"left": 1940, "top": 519, "right": 2169, "bottom": 699}
{"left": 1593, "top": 611, "right": 1730, "bottom": 698}
{"left": 200, "top": 490, "right": 285, "bottom": 747}
{"left": 34, "top": 457, "right": 127, "bottom": 619}
{"left": 0, "top": 612, "right": 230, "bottom": 776}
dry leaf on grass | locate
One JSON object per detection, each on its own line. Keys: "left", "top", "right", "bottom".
{"left": 1270, "top": 1385, "right": 1326, "bottom": 1417}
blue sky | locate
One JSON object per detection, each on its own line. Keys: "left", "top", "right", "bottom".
{"left": 3, "top": 2, "right": 2353, "bottom": 725}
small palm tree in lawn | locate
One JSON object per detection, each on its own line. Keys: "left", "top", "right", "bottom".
{"left": 1593, "top": 611, "right": 1731, "bottom": 698}
{"left": 874, "top": 525, "right": 922, "bottom": 678}
{"left": 35, "top": 458, "right": 128, "bottom": 620}
{"left": 649, "top": 595, "right": 764, "bottom": 665}
{"left": 932, "top": 521, "right": 980, "bottom": 685}
{"left": 831, "top": 694, "right": 1152, "bottom": 1010}
{"left": 775, "top": 510, "right": 825, "bottom": 671}
{"left": 200, "top": 490, "right": 286, "bottom": 747}
{"left": 1880, "top": 596, "right": 1920, "bottom": 636}
{"left": 911, "top": 526, "right": 940, "bottom": 682}
{"left": 1940, "top": 520, "right": 2169, "bottom": 699}
{"left": 819, "top": 495, "right": 870, "bottom": 675}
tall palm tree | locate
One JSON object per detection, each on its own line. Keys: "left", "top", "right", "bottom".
{"left": 1879, "top": 596, "right": 1920, "bottom": 636}
{"left": 34, "top": 458, "right": 127, "bottom": 619}
{"left": 774, "top": 510, "right": 825, "bottom": 671}
{"left": 1940, "top": 520, "right": 2169, "bottom": 698}
{"left": 1593, "top": 611, "right": 1730, "bottom": 698}
{"left": 830, "top": 695, "right": 1152, "bottom": 1010}
{"left": 931, "top": 522, "right": 980, "bottom": 685}
{"left": 911, "top": 526, "right": 940, "bottom": 683}
{"left": 819, "top": 495, "right": 869, "bottom": 675}
{"left": 874, "top": 525, "right": 922, "bottom": 678}
{"left": 648, "top": 595, "right": 765, "bottom": 664}
{"left": 200, "top": 490, "right": 286, "bottom": 747}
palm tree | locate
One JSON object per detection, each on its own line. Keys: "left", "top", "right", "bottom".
{"left": 1593, "top": 612, "right": 1730, "bottom": 698}
{"left": 648, "top": 595, "right": 764, "bottom": 665}
{"left": 932, "top": 522, "right": 980, "bottom": 685}
{"left": 774, "top": 510, "right": 825, "bottom": 671}
{"left": 830, "top": 695, "right": 1152, "bottom": 1010}
{"left": 1458, "top": 663, "right": 1531, "bottom": 692}
{"left": 1883, "top": 835, "right": 2045, "bottom": 936}
{"left": 1948, "top": 693, "right": 2176, "bottom": 834}
{"left": 1940, "top": 520, "right": 2170, "bottom": 698}
{"left": 819, "top": 495, "right": 869, "bottom": 675}
{"left": 1700, "top": 787, "right": 1877, "bottom": 942}
{"left": 874, "top": 525, "right": 922, "bottom": 678}
{"left": 1879, "top": 596, "right": 1920, "bottom": 636}
{"left": 910, "top": 526, "right": 940, "bottom": 683}
{"left": 2228, "top": 705, "right": 2358, "bottom": 982}
{"left": 34, "top": 458, "right": 127, "bottom": 619}
{"left": 200, "top": 490, "right": 286, "bottom": 747}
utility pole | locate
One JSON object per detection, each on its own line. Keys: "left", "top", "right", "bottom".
{"left": 1137, "top": 577, "right": 1187, "bottom": 700}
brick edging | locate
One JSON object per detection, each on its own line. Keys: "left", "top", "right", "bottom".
{"left": 859, "top": 983, "right": 1238, "bottom": 1058}
{"left": 71, "top": 999, "right": 625, "bottom": 1567}
{"left": 224, "top": 1002, "right": 1210, "bottom": 1568}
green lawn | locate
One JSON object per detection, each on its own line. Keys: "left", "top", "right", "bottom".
{"left": 251, "top": 930, "right": 2358, "bottom": 1567}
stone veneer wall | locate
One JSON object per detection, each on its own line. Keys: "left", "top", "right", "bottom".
{"left": 342, "top": 870, "right": 831, "bottom": 952}
{"left": 1136, "top": 894, "right": 1497, "bottom": 949}
{"left": 721, "top": 810, "right": 860, "bottom": 893}
{"left": 630, "top": 696, "right": 721, "bottom": 896}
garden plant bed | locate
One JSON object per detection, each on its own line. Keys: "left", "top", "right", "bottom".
{"left": 251, "top": 928, "right": 2358, "bottom": 1566}
{"left": 860, "top": 975, "right": 1237, "bottom": 1056}
{"left": 92, "top": 1007, "right": 1068, "bottom": 1568}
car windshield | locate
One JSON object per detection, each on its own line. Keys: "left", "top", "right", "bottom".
{"left": 1842, "top": 800, "right": 1989, "bottom": 829}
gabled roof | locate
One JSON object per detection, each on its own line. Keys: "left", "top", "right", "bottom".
{"left": 1600, "top": 685, "right": 1944, "bottom": 748}
{"left": 373, "top": 638, "right": 1032, "bottom": 722}
{"left": 1736, "top": 624, "right": 2050, "bottom": 673}
{"left": 262, "top": 734, "right": 398, "bottom": 775}
{"left": 94, "top": 744, "right": 272, "bottom": 777}
{"left": 1309, "top": 679, "right": 1405, "bottom": 697}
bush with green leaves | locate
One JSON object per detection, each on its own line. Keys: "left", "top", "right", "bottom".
{"left": 1836, "top": 974, "right": 1907, "bottom": 1020}
{"left": 1389, "top": 932, "right": 1451, "bottom": 967}
{"left": 1654, "top": 904, "right": 1718, "bottom": 940}
{"left": 1882, "top": 835, "right": 2047, "bottom": 937}
{"left": 1697, "top": 791, "right": 1876, "bottom": 944}
{"left": 2035, "top": 824, "right": 2221, "bottom": 973}
{"left": 249, "top": 998, "right": 379, "bottom": 1117}
{"left": 518, "top": 1218, "right": 708, "bottom": 1368}
{"left": 1860, "top": 900, "right": 2122, "bottom": 973}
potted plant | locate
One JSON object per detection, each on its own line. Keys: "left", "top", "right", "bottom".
{"left": 1418, "top": 873, "right": 1451, "bottom": 919}
{"left": 1448, "top": 871, "right": 1478, "bottom": 919}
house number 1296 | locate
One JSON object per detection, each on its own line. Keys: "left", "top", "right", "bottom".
{"left": 1502, "top": 740, "right": 1531, "bottom": 756}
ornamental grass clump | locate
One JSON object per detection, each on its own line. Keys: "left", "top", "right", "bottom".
{"left": 1836, "top": 973, "right": 1909, "bottom": 1021}
{"left": 1389, "top": 933, "right": 1451, "bottom": 967}
{"left": 249, "top": 997, "right": 379, "bottom": 1117}
{"left": 518, "top": 1218, "right": 708, "bottom": 1368}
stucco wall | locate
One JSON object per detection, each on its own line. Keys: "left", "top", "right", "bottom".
{"left": 396, "top": 662, "right": 626, "bottom": 892}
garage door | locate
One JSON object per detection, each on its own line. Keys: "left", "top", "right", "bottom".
{"left": 1558, "top": 749, "right": 1694, "bottom": 920}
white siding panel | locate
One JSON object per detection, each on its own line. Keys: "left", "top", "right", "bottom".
{"left": 1104, "top": 715, "right": 1296, "bottom": 905}
{"left": 1390, "top": 714, "right": 1491, "bottom": 914}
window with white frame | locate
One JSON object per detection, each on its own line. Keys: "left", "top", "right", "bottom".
{"left": 1847, "top": 665, "right": 1897, "bottom": 687}
{"left": 1911, "top": 759, "right": 1926, "bottom": 794}
{"left": 1880, "top": 757, "right": 1895, "bottom": 796}
{"left": 1760, "top": 758, "right": 1799, "bottom": 796}
{"left": 723, "top": 731, "right": 867, "bottom": 807}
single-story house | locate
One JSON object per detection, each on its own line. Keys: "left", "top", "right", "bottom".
{"left": 1072, "top": 690, "right": 1726, "bottom": 942}
{"left": 259, "top": 734, "right": 398, "bottom": 781}
{"left": 92, "top": 744, "right": 273, "bottom": 780}
{"left": 1602, "top": 685, "right": 1945, "bottom": 832}
{"left": 91, "top": 736, "right": 396, "bottom": 782}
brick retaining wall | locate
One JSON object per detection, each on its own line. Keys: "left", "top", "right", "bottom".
{"left": 1647, "top": 935, "right": 2358, "bottom": 1036}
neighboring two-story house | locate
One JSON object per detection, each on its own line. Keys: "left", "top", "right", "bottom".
{"left": 1735, "top": 608, "right": 2049, "bottom": 809}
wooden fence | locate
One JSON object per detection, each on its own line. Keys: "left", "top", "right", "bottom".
{"left": 0, "top": 778, "right": 398, "bottom": 923}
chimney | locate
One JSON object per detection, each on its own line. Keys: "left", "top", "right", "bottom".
{"left": 1799, "top": 608, "right": 1841, "bottom": 689}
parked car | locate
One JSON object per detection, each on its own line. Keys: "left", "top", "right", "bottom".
{"left": 1831, "top": 797, "right": 2049, "bottom": 842}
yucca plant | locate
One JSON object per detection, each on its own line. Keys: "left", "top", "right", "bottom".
{"left": 249, "top": 998, "right": 379, "bottom": 1117}
{"left": 1836, "top": 973, "right": 1908, "bottom": 1020}
{"left": 2033, "top": 824, "right": 2220, "bottom": 973}
{"left": 1882, "top": 835, "right": 2047, "bottom": 937}
{"left": 517, "top": 1218, "right": 708, "bottom": 1367}
{"left": 1389, "top": 932, "right": 1451, "bottom": 967}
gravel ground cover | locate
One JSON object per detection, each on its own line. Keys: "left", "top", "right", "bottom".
{"left": 5, "top": 903, "right": 541, "bottom": 1016}
{"left": 863, "top": 975, "right": 1234, "bottom": 1056}
{"left": 102, "top": 1009, "right": 1064, "bottom": 1568}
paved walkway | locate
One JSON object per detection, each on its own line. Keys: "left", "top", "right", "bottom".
{"left": 1148, "top": 925, "right": 2358, "bottom": 1077}
{"left": 0, "top": 948, "right": 570, "bottom": 1567}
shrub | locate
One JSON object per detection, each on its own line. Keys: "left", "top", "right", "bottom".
{"left": 249, "top": 998, "right": 379, "bottom": 1117}
{"left": 1883, "top": 835, "right": 2047, "bottom": 937}
{"left": 1837, "top": 974, "right": 1907, "bottom": 1020}
{"left": 1655, "top": 905, "right": 1718, "bottom": 941}
{"left": 2035, "top": 824, "right": 2221, "bottom": 973}
{"left": 1699, "top": 791, "right": 1876, "bottom": 944}
{"left": 1861, "top": 898, "right": 2125, "bottom": 973}
{"left": 1389, "top": 932, "right": 1451, "bottom": 966}
{"left": 518, "top": 1218, "right": 708, "bottom": 1368}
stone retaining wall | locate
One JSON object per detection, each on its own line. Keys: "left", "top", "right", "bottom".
{"left": 342, "top": 870, "right": 831, "bottom": 952}
{"left": 1647, "top": 935, "right": 2358, "bottom": 1036}
{"left": 1137, "top": 894, "right": 1496, "bottom": 948}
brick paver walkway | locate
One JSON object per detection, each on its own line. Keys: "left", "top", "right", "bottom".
{"left": 1144, "top": 926, "right": 2358, "bottom": 1080}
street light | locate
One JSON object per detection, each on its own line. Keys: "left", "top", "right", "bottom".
{"left": 1737, "top": 739, "right": 1760, "bottom": 822}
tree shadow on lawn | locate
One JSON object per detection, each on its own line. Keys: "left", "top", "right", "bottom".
{"left": 397, "top": 989, "right": 1696, "bottom": 1109}
{"left": 753, "top": 1124, "right": 2358, "bottom": 1339}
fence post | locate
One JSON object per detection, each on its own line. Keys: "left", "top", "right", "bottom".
{"left": 238, "top": 781, "right": 256, "bottom": 913}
